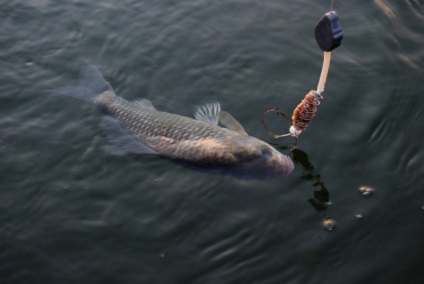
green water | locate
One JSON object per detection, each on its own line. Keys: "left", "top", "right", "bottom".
{"left": 1, "top": 0, "right": 424, "bottom": 283}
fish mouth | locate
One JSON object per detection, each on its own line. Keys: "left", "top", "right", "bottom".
{"left": 278, "top": 154, "right": 295, "bottom": 176}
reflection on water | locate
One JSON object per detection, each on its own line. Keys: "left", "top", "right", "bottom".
{"left": 272, "top": 143, "right": 330, "bottom": 211}
{"left": 358, "top": 185, "right": 375, "bottom": 196}
{"left": 291, "top": 148, "right": 330, "bottom": 211}
{"left": 374, "top": 0, "right": 396, "bottom": 19}
{"left": 322, "top": 217, "right": 336, "bottom": 231}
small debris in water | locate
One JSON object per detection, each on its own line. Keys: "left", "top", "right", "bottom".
{"left": 322, "top": 217, "right": 336, "bottom": 231}
{"left": 359, "top": 186, "right": 374, "bottom": 196}
{"left": 355, "top": 214, "right": 363, "bottom": 219}
{"left": 326, "top": 201, "right": 333, "bottom": 206}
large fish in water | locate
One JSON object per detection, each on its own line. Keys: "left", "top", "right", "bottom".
{"left": 54, "top": 64, "right": 294, "bottom": 179}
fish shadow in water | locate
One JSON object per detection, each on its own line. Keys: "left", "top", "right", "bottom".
{"left": 272, "top": 144, "right": 330, "bottom": 211}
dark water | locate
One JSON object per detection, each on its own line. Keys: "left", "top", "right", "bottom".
{"left": 1, "top": 0, "right": 424, "bottom": 283}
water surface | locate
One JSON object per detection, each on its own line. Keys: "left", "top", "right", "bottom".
{"left": 1, "top": 0, "right": 424, "bottom": 283}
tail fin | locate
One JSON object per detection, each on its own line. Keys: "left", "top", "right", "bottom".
{"left": 52, "top": 64, "right": 113, "bottom": 101}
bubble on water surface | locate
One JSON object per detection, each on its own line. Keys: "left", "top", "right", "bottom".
{"left": 359, "top": 186, "right": 374, "bottom": 196}
{"left": 322, "top": 217, "right": 336, "bottom": 231}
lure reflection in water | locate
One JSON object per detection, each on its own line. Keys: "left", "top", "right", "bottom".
{"left": 53, "top": 65, "right": 294, "bottom": 179}
{"left": 272, "top": 144, "right": 330, "bottom": 211}
{"left": 292, "top": 148, "right": 330, "bottom": 211}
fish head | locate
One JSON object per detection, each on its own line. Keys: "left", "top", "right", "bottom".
{"left": 231, "top": 136, "right": 294, "bottom": 178}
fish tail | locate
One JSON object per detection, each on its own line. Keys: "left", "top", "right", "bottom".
{"left": 52, "top": 64, "right": 113, "bottom": 102}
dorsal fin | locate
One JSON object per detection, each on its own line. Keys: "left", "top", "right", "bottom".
{"left": 132, "top": 99, "right": 156, "bottom": 110}
{"left": 194, "top": 102, "right": 220, "bottom": 125}
{"left": 218, "top": 111, "right": 248, "bottom": 136}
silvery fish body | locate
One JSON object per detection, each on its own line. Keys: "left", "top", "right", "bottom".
{"left": 54, "top": 65, "right": 294, "bottom": 179}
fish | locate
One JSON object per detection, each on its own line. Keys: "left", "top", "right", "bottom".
{"left": 53, "top": 64, "right": 294, "bottom": 179}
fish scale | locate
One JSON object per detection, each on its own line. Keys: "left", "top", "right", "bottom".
{"left": 95, "top": 91, "right": 239, "bottom": 163}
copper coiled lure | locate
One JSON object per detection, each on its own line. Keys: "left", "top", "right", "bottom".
{"left": 261, "top": 90, "right": 323, "bottom": 140}
{"left": 291, "top": 90, "right": 323, "bottom": 131}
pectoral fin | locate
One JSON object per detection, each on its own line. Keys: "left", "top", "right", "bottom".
{"left": 218, "top": 111, "right": 248, "bottom": 136}
{"left": 99, "top": 117, "right": 159, "bottom": 155}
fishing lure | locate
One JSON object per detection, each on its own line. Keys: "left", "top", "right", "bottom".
{"left": 291, "top": 90, "right": 323, "bottom": 132}
{"left": 261, "top": 90, "right": 323, "bottom": 140}
{"left": 262, "top": 10, "right": 342, "bottom": 141}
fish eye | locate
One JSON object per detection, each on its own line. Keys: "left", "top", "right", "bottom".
{"left": 260, "top": 149, "right": 272, "bottom": 158}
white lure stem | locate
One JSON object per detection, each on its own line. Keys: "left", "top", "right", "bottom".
{"left": 316, "top": 51, "right": 332, "bottom": 94}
